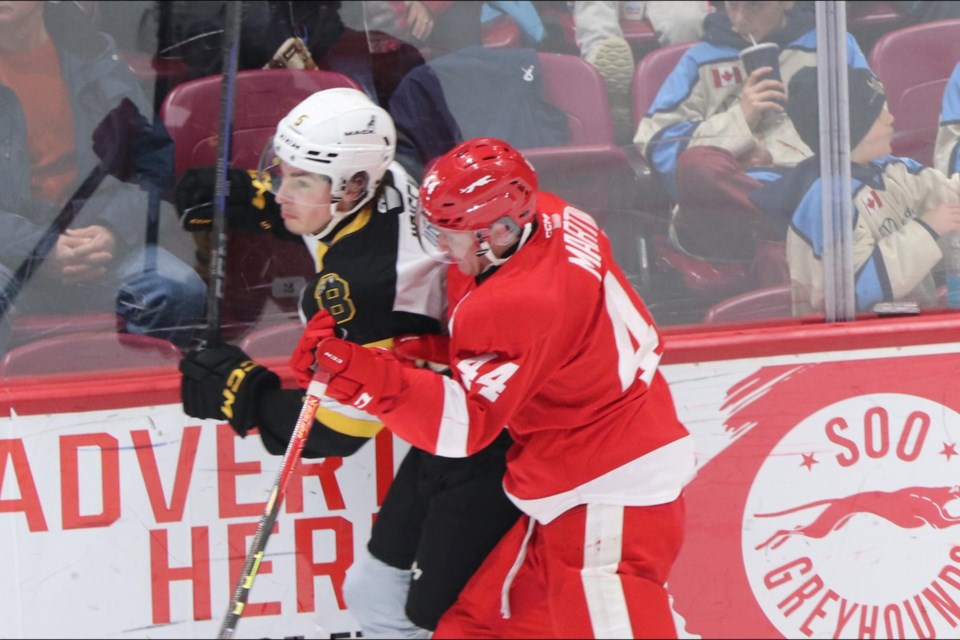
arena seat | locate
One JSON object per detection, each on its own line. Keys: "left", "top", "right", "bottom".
{"left": 519, "top": 52, "right": 640, "bottom": 273}
{"left": 847, "top": 1, "right": 908, "bottom": 53}
{"left": 160, "top": 69, "right": 361, "bottom": 339}
{"left": 525, "top": 52, "right": 631, "bottom": 211}
{"left": 631, "top": 41, "right": 695, "bottom": 141}
{"left": 8, "top": 312, "right": 121, "bottom": 351}
{"left": 161, "top": 69, "right": 362, "bottom": 177}
{"left": 630, "top": 40, "right": 696, "bottom": 230}
{"left": 869, "top": 18, "right": 960, "bottom": 167}
{"left": 0, "top": 331, "right": 182, "bottom": 377}
{"left": 703, "top": 285, "right": 793, "bottom": 324}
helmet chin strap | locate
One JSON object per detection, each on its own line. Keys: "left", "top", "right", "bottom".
{"left": 476, "top": 222, "right": 534, "bottom": 267}
{"left": 312, "top": 190, "right": 373, "bottom": 239}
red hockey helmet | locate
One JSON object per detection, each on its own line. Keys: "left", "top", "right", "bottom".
{"left": 419, "top": 137, "right": 538, "bottom": 232}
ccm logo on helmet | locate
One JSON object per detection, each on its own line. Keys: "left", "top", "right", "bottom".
{"left": 460, "top": 175, "right": 495, "bottom": 194}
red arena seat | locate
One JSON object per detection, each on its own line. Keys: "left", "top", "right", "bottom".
{"left": 869, "top": 19, "right": 960, "bottom": 167}
{"left": 0, "top": 331, "right": 182, "bottom": 377}
{"left": 703, "top": 285, "right": 793, "bottom": 324}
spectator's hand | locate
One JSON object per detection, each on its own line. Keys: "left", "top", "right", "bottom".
{"left": 62, "top": 225, "right": 116, "bottom": 283}
{"left": 737, "top": 135, "right": 773, "bottom": 168}
{"left": 43, "top": 225, "right": 116, "bottom": 284}
{"left": 289, "top": 310, "right": 338, "bottom": 389}
{"left": 406, "top": 1, "right": 435, "bottom": 42}
{"left": 923, "top": 203, "right": 960, "bottom": 236}
{"left": 739, "top": 67, "right": 786, "bottom": 130}
{"left": 313, "top": 337, "right": 405, "bottom": 415}
{"left": 179, "top": 343, "right": 280, "bottom": 437}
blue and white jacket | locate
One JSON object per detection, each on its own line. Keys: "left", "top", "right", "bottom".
{"left": 634, "top": 8, "right": 870, "bottom": 200}
{"left": 751, "top": 156, "right": 960, "bottom": 314}
{"left": 935, "top": 61, "right": 960, "bottom": 178}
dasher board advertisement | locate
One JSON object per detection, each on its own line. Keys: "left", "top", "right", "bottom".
{"left": 2, "top": 339, "right": 960, "bottom": 638}
{"left": 0, "top": 403, "right": 401, "bottom": 639}
{"left": 665, "top": 342, "right": 960, "bottom": 639}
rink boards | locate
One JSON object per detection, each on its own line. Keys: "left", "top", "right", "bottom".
{"left": 3, "top": 315, "right": 960, "bottom": 639}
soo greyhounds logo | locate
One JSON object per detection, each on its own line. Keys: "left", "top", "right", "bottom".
{"left": 666, "top": 358, "right": 960, "bottom": 639}
{"left": 753, "top": 485, "right": 960, "bottom": 551}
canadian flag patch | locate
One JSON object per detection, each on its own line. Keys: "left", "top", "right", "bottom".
{"left": 711, "top": 65, "right": 743, "bottom": 88}
{"left": 860, "top": 188, "right": 882, "bottom": 211}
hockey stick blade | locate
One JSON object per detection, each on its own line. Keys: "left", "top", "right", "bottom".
{"left": 217, "top": 377, "right": 328, "bottom": 639}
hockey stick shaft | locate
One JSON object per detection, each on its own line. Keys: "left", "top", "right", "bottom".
{"left": 203, "top": 1, "right": 242, "bottom": 348}
{"left": 217, "top": 377, "right": 328, "bottom": 639}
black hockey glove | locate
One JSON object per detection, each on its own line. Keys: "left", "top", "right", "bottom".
{"left": 175, "top": 167, "right": 281, "bottom": 233}
{"left": 179, "top": 343, "right": 280, "bottom": 437}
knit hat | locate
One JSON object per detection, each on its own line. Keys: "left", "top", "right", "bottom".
{"left": 786, "top": 66, "right": 887, "bottom": 155}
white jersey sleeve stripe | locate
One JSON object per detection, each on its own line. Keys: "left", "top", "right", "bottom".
{"left": 581, "top": 504, "right": 632, "bottom": 639}
{"left": 434, "top": 376, "right": 471, "bottom": 458}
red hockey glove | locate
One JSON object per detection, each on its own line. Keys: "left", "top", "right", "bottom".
{"left": 289, "top": 310, "right": 337, "bottom": 388}
{"left": 313, "top": 337, "right": 405, "bottom": 414}
{"left": 393, "top": 334, "right": 451, "bottom": 367}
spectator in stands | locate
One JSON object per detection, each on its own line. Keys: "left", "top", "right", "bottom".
{"left": 0, "top": 0, "right": 206, "bottom": 351}
{"left": 751, "top": 66, "right": 960, "bottom": 314}
{"left": 634, "top": 1, "right": 871, "bottom": 265}
{"left": 168, "top": 2, "right": 427, "bottom": 108}
{"left": 935, "top": 61, "right": 960, "bottom": 178}
{"left": 387, "top": 44, "right": 570, "bottom": 178}
{"left": 632, "top": 1, "right": 714, "bottom": 46}
{"left": 480, "top": 1, "right": 578, "bottom": 53}
{"left": 366, "top": 1, "right": 486, "bottom": 57}
{"left": 481, "top": 1, "right": 546, "bottom": 48}
{"left": 574, "top": 1, "right": 712, "bottom": 143}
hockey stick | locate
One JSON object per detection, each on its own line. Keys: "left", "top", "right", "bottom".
{"left": 202, "top": 0, "right": 242, "bottom": 348}
{"left": 217, "top": 376, "right": 328, "bottom": 640}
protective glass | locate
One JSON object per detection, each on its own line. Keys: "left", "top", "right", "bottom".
{"left": 256, "top": 137, "right": 333, "bottom": 205}
{"left": 416, "top": 207, "right": 482, "bottom": 264}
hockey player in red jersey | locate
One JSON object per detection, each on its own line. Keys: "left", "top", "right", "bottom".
{"left": 299, "top": 137, "right": 697, "bottom": 638}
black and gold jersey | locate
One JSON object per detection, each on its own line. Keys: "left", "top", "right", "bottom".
{"left": 254, "top": 162, "right": 447, "bottom": 456}
{"left": 298, "top": 162, "right": 445, "bottom": 346}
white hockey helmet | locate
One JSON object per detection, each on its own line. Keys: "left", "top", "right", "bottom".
{"left": 259, "top": 87, "right": 396, "bottom": 209}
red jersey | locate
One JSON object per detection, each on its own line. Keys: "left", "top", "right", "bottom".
{"left": 382, "top": 193, "right": 696, "bottom": 522}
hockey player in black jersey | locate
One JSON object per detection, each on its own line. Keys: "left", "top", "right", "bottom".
{"left": 177, "top": 87, "right": 519, "bottom": 637}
